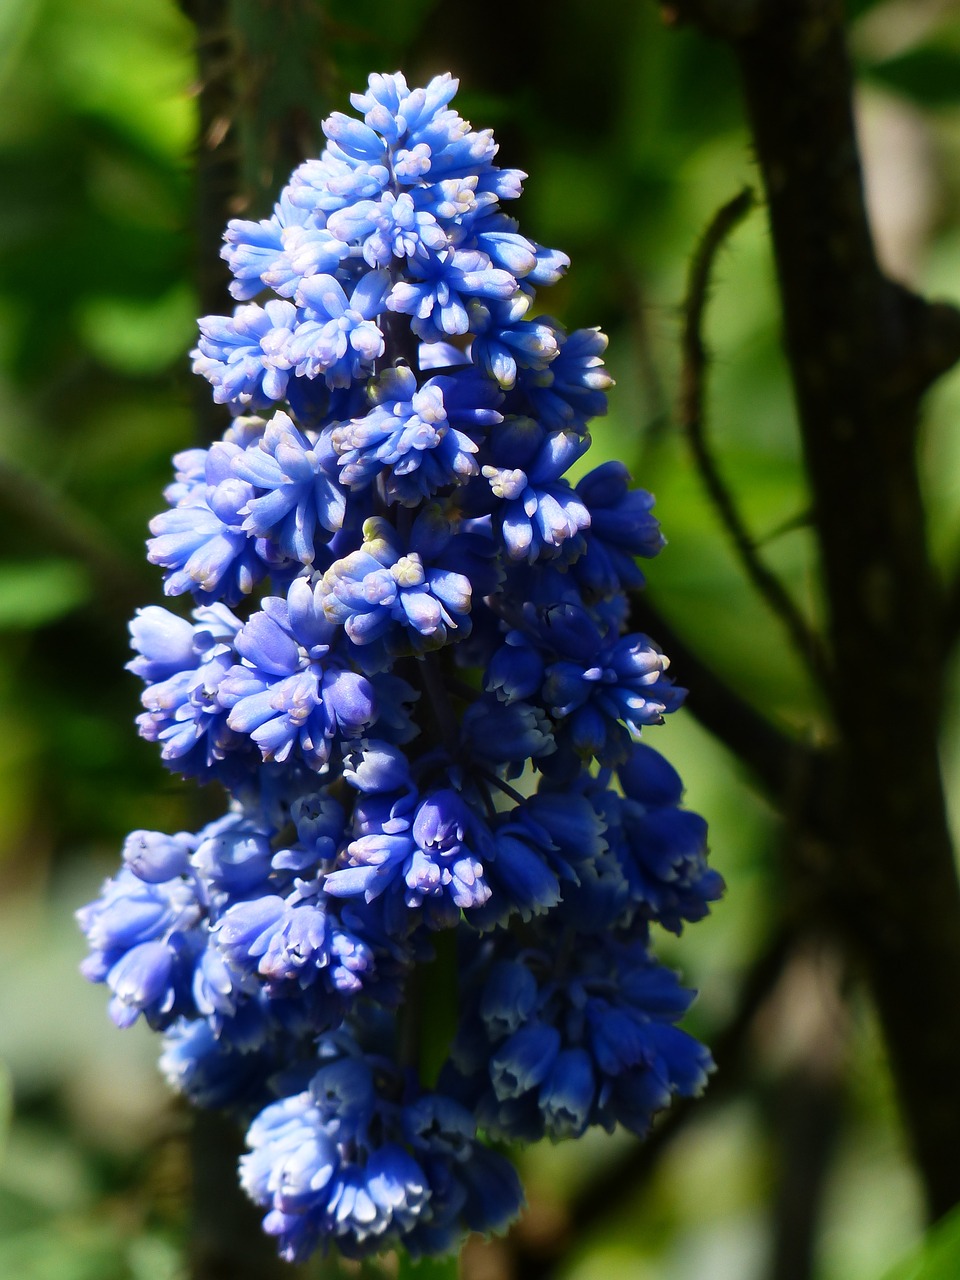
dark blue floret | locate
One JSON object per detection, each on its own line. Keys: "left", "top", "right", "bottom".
{"left": 573, "top": 461, "right": 665, "bottom": 595}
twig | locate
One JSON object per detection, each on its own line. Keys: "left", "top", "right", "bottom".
{"left": 679, "top": 187, "right": 834, "bottom": 697}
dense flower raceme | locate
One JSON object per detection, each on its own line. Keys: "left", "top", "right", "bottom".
{"left": 78, "top": 71, "right": 722, "bottom": 1263}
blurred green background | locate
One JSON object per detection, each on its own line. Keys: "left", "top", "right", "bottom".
{"left": 3, "top": 0, "right": 960, "bottom": 1277}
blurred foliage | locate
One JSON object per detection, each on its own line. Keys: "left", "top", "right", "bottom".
{"left": 3, "top": 0, "right": 960, "bottom": 1277}
{"left": 881, "top": 1203, "right": 960, "bottom": 1280}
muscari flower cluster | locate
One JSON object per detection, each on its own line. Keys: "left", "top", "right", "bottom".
{"left": 78, "top": 72, "right": 722, "bottom": 1263}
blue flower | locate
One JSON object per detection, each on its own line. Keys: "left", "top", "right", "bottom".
{"left": 611, "top": 744, "right": 725, "bottom": 931}
{"left": 192, "top": 814, "right": 274, "bottom": 896}
{"left": 573, "top": 462, "right": 665, "bottom": 596}
{"left": 348, "top": 71, "right": 460, "bottom": 150}
{"left": 87, "top": 68, "right": 720, "bottom": 1268}
{"left": 447, "top": 932, "right": 712, "bottom": 1144}
{"left": 490, "top": 1023, "right": 561, "bottom": 1099}
{"left": 286, "top": 152, "right": 390, "bottom": 218}
{"left": 77, "top": 868, "right": 204, "bottom": 1030}
{"left": 327, "top": 190, "right": 447, "bottom": 268}
{"left": 160, "top": 1017, "right": 278, "bottom": 1109}
{"left": 539, "top": 1048, "right": 596, "bottom": 1138}
{"left": 473, "top": 213, "right": 569, "bottom": 288}
{"left": 240, "top": 1090, "right": 339, "bottom": 1262}
{"left": 217, "top": 892, "right": 322, "bottom": 982}
{"left": 147, "top": 443, "right": 270, "bottom": 604}
{"left": 514, "top": 325, "right": 613, "bottom": 431}
{"left": 122, "top": 828, "right": 194, "bottom": 883}
{"left": 535, "top": 607, "right": 684, "bottom": 764}
{"left": 460, "top": 697, "right": 556, "bottom": 776}
{"left": 468, "top": 299, "right": 561, "bottom": 390}
{"left": 240, "top": 1056, "right": 437, "bottom": 1261}
{"left": 221, "top": 190, "right": 349, "bottom": 302}
{"left": 480, "top": 429, "right": 591, "bottom": 563}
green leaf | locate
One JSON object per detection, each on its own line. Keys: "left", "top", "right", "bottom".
{"left": 77, "top": 284, "right": 195, "bottom": 374}
{"left": 868, "top": 48, "right": 960, "bottom": 106}
{"left": 418, "top": 927, "right": 460, "bottom": 1089}
{"left": 396, "top": 1250, "right": 460, "bottom": 1280}
{"left": 881, "top": 1205, "right": 960, "bottom": 1280}
{"left": 0, "top": 559, "right": 90, "bottom": 628}
{"left": 0, "top": 0, "right": 40, "bottom": 91}
{"left": 0, "top": 1061, "right": 11, "bottom": 1158}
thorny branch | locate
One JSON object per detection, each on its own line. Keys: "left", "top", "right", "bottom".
{"left": 679, "top": 186, "right": 834, "bottom": 695}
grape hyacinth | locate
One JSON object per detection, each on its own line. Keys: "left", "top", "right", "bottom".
{"left": 78, "top": 72, "right": 722, "bottom": 1264}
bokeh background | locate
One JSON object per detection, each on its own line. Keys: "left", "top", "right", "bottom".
{"left": 3, "top": 1, "right": 960, "bottom": 1277}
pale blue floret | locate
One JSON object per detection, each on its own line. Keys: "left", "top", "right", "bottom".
{"left": 147, "top": 445, "right": 269, "bottom": 604}
{"left": 160, "top": 1016, "right": 278, "bottom": 1109}
{"left": 192, "top": 816, "right": 274, "bottom": 896}
{"left": 542, "top": 626, "right": 683, "bottom": 765}
{"left": 77, "top": 868, "right": 204, "bottom": 1029}
{"left": 325, "top": 787, "right": 492, "bottom": 929}
{"left": 122, "top": 828, "right": 194, "bottom": 883}
{"left": 264, "top": 223, "right": 354, "bottom": 297}
{"left": 326, "top": 191, "right": 447, "bottom": 268}
{"left": 193, "top": 300, "right": 299, "bottom": 409}
{"left": 129, "top": 604, "right": 246, "bottom": 779}
{"left": 319, "top": 512, "right": 475, "bottom": 661}
{"left": 287, "top": 271, "right": 388, "bottom": 387}
{"left": 387, "top": 248, "right": 517, "bottom": 340}
{"left": 468, "top": 298, "right": 562, "bottom": 389}
{"left": 286, "top": 153, "right": 390, "bottom": 217}
{"left": 219, "top": 578, "right": 378, "bottom": 770}
{"left": 221, "top": 191, "right": 346, "bottom": 302}
{"left": 332, "top": 365, "right": 501, "bottom": 504}
{"left": 349, "top": 71, "right": 460, "bottom": 147}
{"left": 225, "top": 410, "right": 346, "bottom": 565}
{"left": 482, "top": 429, "right": 592, "bottom": 563}
{"left": 216, "top": 887, "right": 353, "bottom": 989}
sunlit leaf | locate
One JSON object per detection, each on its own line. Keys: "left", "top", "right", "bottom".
{"left": 0, "top": 559, "right": 90, "bottom": 628}
{"left": 881, "top": 1205, "right": 960, "bottom": 1280}
{"left": 78, "top": 284, "right": 195, "bottom": 374}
